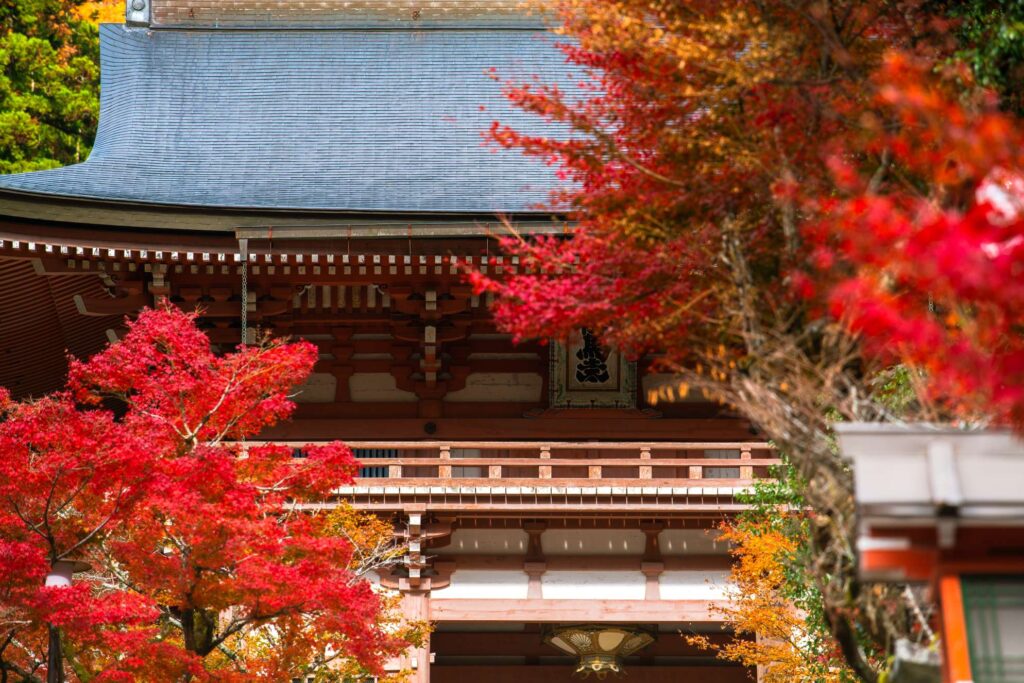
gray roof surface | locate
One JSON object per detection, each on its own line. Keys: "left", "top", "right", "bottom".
{"left": 0, "top": 24, "right": 572, "bottom": 213}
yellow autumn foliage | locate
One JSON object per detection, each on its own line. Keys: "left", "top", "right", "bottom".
{"left": 74, "top": 0, "right": 123, "bottom": 24}
{"left": 689, "top": 518, "right": 852, "bottom": 683}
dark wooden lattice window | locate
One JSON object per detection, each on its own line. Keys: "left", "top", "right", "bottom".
{"left": 354, "top": 448, "right": 399, "bottom": 479}
{"left": 963, "top": 575, "right": 1024, "bottom": 683}
{"left": 703, "top": 448, "right": 740, "bottom": 479}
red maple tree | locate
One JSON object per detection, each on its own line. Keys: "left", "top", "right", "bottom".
{"left": 479, "top": 1, "right": 1024, "bottom": 427}
{"left": 474, "top": 0, "right": 1023, "bottom": 678}
{"left": 816, "top": 53, "right": 1024, "bottom": 427}
{"left": 0, "top": 306, "right": 409, "bottom": 681}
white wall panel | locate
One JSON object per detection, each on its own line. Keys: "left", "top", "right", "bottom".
{"left": 659, "top": 570, "right": 731, "bottom": 600}
{"left": 431, "top": 570, "right": 529, "bottom": 599}
{"left": 433, "top": 529, "right": 528, "bottom": 555}
{"left": 541, "top": 571, "right": 646, "bottom": 600}
{"left": 444, "top": 373, "right": 543, "bottom": 402}
{"left": 293, "top": 372, "right": 337, "bottom": 403}
{"left": 659, "top": 529, "right": 728, "bottom": 555}
{"left": 542, "top": 530, "right": 646, "bottom": 556}
{"left": 348, "top": 372, "right": 418, "bottom": 402}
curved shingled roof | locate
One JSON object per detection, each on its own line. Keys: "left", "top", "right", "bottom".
{"left": 0, "top": 24, "right": 571, "bottom": 214}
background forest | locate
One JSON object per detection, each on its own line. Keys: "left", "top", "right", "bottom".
{"left": 4, "top": 0, "right": 1024, "bottom": 680}
{"left": 0, "top": 0, "right": 118, "bottom": 173}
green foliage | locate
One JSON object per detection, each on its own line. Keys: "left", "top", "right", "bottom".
{"left": 736, "top": 462, "right": 861, "bottom": 683}
{"left": 944, "top": 0, "right": 1024, "bottom": 114}
{"left": 0, "top": 0, "right": 99, "bottom": 173}
{"left": 869, "top": 365, "right": 918, "bottom": 417}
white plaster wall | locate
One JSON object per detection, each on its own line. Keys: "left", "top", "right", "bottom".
{"left": 659, "top": 529, "right": 728, "bottom": 555}
{"left": 659, "top": 570, "right": 732, "bottom": 600}
{"left": 348, "top": 372, "right": 418, "bottom": 402}
{"left": 431, "top": 570, "right": 529, "bottom": 599}
{"left": 541, "top": 571, "right": 646, "bottom": 600}
{"left": 293, "top": 372, "right": 336, "bottom": 403}
{"left": 443, "top": 373, "right": 543, "bottom": 402}
{"left": 433, "top": 529, "right": 529, "bottom": 555}
{"left": 363, "top": 571, "right": 399, "bottom": 599}
{"left": 542, "top": 529, "right": 646, "bottom": 556}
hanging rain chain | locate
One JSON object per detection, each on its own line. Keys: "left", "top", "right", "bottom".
{"left": 238, "top": 238, "right": 249, "bottom": 347}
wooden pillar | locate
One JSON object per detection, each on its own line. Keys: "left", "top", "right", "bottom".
{"left": 538, "top": 445, "right": 552, "bottom": 479}
{"left": 740, "top": 448, "right": 753, "bottom": 480}
{"left": 400, "top": 507, "right": 432, "bottom": 682}
{"left": 524, "top": 522, "right": 547, "bottom": 600}
{"left": 641, "top": 522, "right": 665, "bottom": 600}
{"left": 438, "top": 445, "right": 452, "bottom": 479}
{"left": 400, "top": 590, "right": 431, "bottom": 683}
{"left": 330, "top": 366, "right": 354, "bottom": 402}
{"left": 639, "top": 446, "right": 652, "bottom": 480}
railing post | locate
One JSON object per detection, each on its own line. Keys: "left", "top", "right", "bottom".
{"left": 488, "top": 464, "right": 502, "bottom": 479}
{"left": 588, "top": 465, "right": 602, "bottom": 480}
{"left": 538, "top": 445, "right": 552, "bottom": 479}
{"left": 740, "top": 448, "right": 753, "bottom": 480}
{"left": 688, "top": 464, "right": 703, "bottom": 480}
{"left": 389, "top": 463, "right": 403, "bottom": 478}
{"left": 639, "top": 446, "right": 652, "bottom": 480}
{"left": 439, "top": 445, "right": 452, "bottom": 479}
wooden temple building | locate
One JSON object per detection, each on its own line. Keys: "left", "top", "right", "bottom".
{"left": 0, "top": 1, "right": 781, "bottom": 680}
{"left": 839, "top": 426, "right": 1024, "bottom": 683}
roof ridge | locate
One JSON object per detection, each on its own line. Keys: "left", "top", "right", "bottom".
{"left": 134, "top": 22, "right": 549, "bottom": 31}
{"left": 128, "top": 0, "right": 550, "bottom": 30}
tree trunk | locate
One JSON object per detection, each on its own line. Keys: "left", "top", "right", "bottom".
{"left": 46, "top": 625, "right": 63, "bottom": 683}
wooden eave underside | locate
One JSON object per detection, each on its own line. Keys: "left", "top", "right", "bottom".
{"left": 0, "top": 193, "right": 567, "bottom": 234}
{"left": 0, "top": 217, "right": 542, "bottom": 398}
{"left": 0, "top": 256, "right": 112, "bottom": 397}
{"left": 0, "top": 217, "right": 754, "bottom": 446}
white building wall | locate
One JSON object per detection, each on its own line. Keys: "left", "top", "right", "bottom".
{"left": 433, "top": 529, "right": 529, "bottom": 555}
{"left": 541, "top": 529, "right": 646, "bottom": 555}
{"left": 541, "top": 571, "right": 646, "bottom": 600}
{"left": 659, "top": 570, "right": 731, "bottom": 600}
{"left": 659, "top": 529, "right": 728, "bottom": 555}
{"left": 431, "top": 570, "right": 530, "bottom": 599}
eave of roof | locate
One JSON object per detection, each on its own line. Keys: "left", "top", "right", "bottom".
{"left": 0, "top": 24, "right": 574, "bottom": 225}
{"left": 0, "top": 188, "right": 567, "bottom": 233}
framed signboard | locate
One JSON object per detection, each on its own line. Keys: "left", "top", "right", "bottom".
{"left": 550, "top": 328, "right": 636, "bottom": 408}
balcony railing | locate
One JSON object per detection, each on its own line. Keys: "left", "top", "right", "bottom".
{"left": 305, "top": 441, "right": 779, "bottom": 487}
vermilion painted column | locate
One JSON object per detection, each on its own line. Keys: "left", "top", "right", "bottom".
{"left": 939, "top": 574, "right": 972, "bottom": 683}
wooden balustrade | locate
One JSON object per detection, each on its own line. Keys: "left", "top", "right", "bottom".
{"left": 276, "top": 441, "right": 778, "bottom": 486}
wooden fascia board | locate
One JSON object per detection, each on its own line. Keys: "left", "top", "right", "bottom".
{"left": 0, "top": 191, "right": 568, "bottom": 233}
{"left": 429, "top": 598, "right": 725, "bottom": 623}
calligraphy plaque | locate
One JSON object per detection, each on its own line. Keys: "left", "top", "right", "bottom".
{"left": 550, "top": 328, "right": 637, "bottom": 408}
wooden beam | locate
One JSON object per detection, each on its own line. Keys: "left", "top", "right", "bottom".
{"left": 262, "top": 418, "right": 756, "bottom": 441}
{"left": 73, "top": 292, "right": 148, "bottom": 316}
{"left": 436, "top": 555, "right": 730, "bottom": 571}
{"left": 268, "top": 439, "right": 770, "bottom": 451}
{"left": 431, "top": 665, "right": 750, "bottom": 683}
{"left": 430, "top": 631, "right": 738, "bottom": 657}
{"left": 429, "top": 599, "right": 723, "bottom": 623}
{"left": 352, "top": 457, "right": 780, "bottom": 467}
{"left": 348, "top": 477, "right": 763, "bottom": 487}
{"left": 350, "top": 503, "right": 750, "bottom": 514}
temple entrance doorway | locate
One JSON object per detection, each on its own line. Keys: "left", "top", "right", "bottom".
{"left": 429, "top": 622, "right": 751, "bottom": 683}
